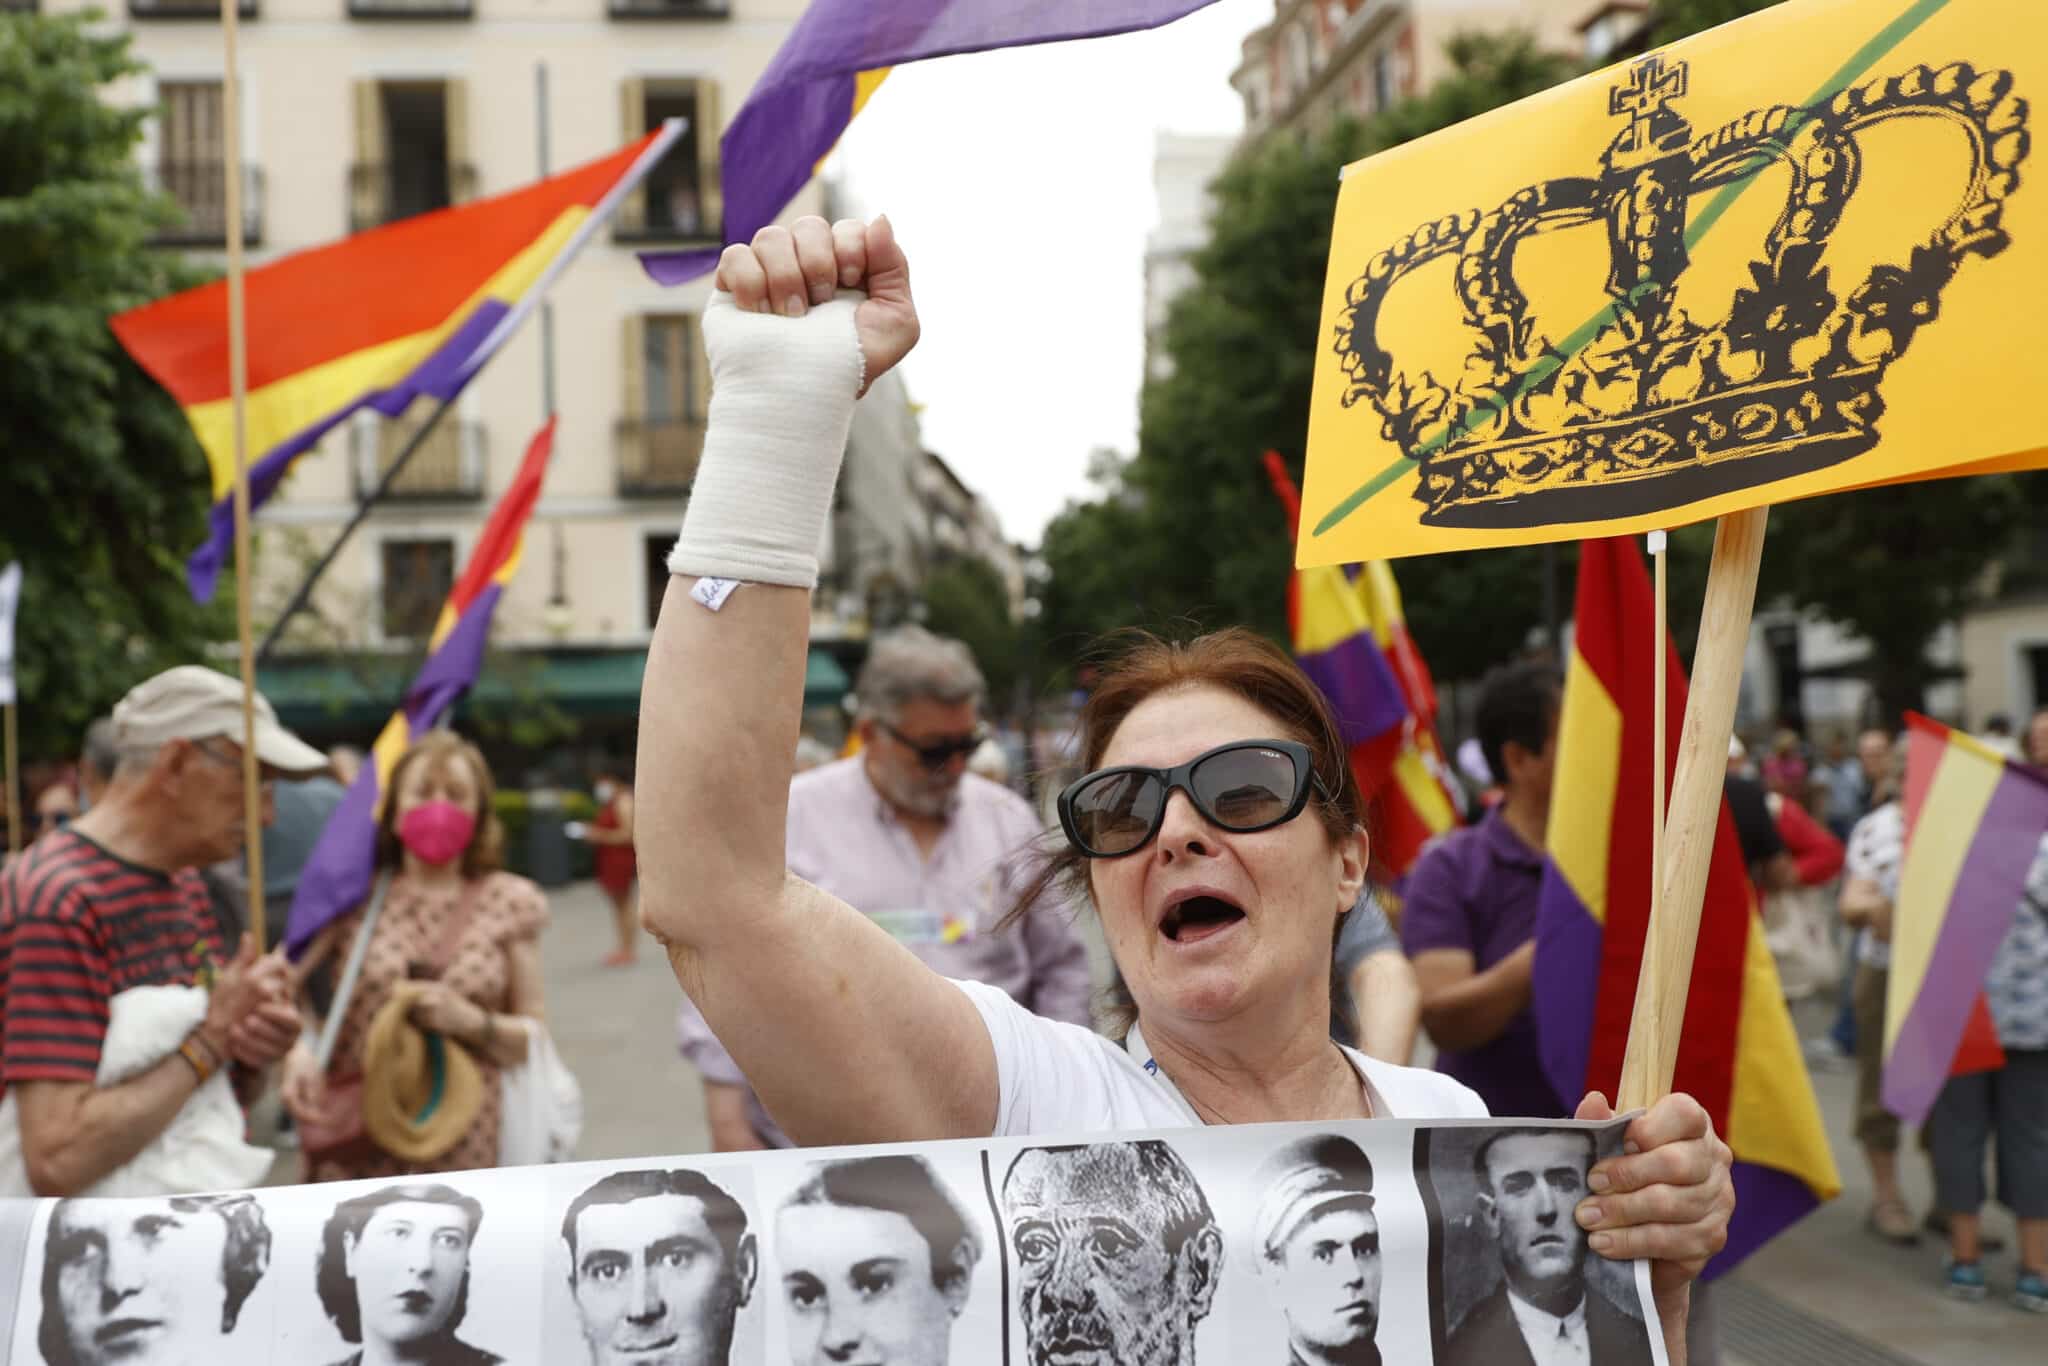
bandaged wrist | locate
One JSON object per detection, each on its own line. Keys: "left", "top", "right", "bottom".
{"left": 666, "top": 289, "right": 867, "bottom": 589}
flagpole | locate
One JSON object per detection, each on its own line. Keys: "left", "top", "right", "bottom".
{"left": 219, "top": 0, "right": 267, "bottom": 948}
{"left": 3, "top": 703, "right": 19, "bottom": 858}
{"left": 1649, "top": 528, "right": 1668, "bottom": 1022}
{"left": 254, "top": 396, "right": 458, "bottom": 664}
{"left": 1619, "top": 508, "right": 1769, "bottom": 1109}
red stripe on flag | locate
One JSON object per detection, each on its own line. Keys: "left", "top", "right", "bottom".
{"left": 447, "top": 416, "right": 556, "bottom": 616}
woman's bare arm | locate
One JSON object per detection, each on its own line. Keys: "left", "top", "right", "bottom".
{"left": 635, "top": 218, "right": 997, "bottom": 1146}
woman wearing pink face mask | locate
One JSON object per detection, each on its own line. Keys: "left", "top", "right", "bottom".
{"left": 280, "top": 731, "right": 550, "bottom": 1182}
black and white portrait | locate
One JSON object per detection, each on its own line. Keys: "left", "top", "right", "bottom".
{"left": 315, "top": 1182, "right": 501, "bottom": 1366}
{"left": 999, "top": 1140, "right": 1222, "bottom": 1366}
{"left": 1250, "top": 1134, "right": 1383, "bottom": 1366}
{"left": 29, "top": 1193, "right": 271, "bottom": 1366}
{"left": 1420, "top": 1125, "right": 1655, "bottom": 1366}
{"left": 557, "top": 1167, "right": 757, "bottom": 1366}
{"left": 773, "top": 1154, "right": 979, "bottom": 1366}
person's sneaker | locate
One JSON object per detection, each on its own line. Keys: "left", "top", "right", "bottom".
{"left": 1944, "top": 1259, "right": 1989, "bottom": 1302}
{"left": 2013, "top": 1271, "right": 2048, "bottom": 1314}
{"left": 1867, "top": 1199, "right": 1920, "bottom": 1245}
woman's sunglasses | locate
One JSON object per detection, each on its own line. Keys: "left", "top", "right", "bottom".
{"left": 1058, "top": 739, "right": 1330, "bottom": 859}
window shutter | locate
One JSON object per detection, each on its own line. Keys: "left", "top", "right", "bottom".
{"left": 444, "top": 78, "right": 472, "bottom": 204}
{"left": 694, "top": 79, "right": 722, "bottom": 239}
{"left": 352, "top": 80, "right": 384, "bottom": 231}
{"left": 688, "top": 314, "right": 711, "bottom": 421}
{"left": 623, "top": 315, "right": 647, "bottom": 419}
{"left": 619, "top": 78, "right": 646, "bottom": 234}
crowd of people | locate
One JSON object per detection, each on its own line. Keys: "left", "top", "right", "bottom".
{"left": 0, "top": 216, "right": 2042, "bottom": 1366}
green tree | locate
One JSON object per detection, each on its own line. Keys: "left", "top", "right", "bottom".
{"left": 1648, "top": 0, "right": 1787, "bottom": 45}
{"left": 920, "top": 554, "right": 1023, "bottom": 710}
{"left": 1038, "top": 32, "right": 1583, "bottom": 666}
{"left": 1, "top": 13, "right": 226, "bottom": 762}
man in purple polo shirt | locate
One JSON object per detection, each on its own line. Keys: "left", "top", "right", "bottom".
{"left": 1401, "top": 661, "right": 1566, "bottom": 1119}
{"left": 678, "top": 625, "right": 1094, "bottom": 1149}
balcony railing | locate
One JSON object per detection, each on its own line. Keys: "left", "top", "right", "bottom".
{"left": 608, "top": 0, "right": 729, "bottom": 18}
{"left": 352, "top": 413, "right": 485, "bottom": 501}
{"left": 348, "top": 0, "right": 472, "bottom": 17}
{"left": 616, "top": 417, "right": 706, "bottom": 496}
{"left": 146, "top": 163, "right": 263, "bottom": 247}
{"left": 129, "top": 0, "right": 257, "bottom": 16}
{"left": 349, "top": 162, "right": 478, "bottom": 233}
{"left": 613, "top": 178, "right": 718, "bottom": 244}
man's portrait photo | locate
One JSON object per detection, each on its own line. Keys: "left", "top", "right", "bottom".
{"left": 1251, "top": 1135, "right": 1383, "bottom": 1366}
{"left": 34, "top": 1193, "right": 271, "bottom": 1366}
{"left": 1423, "top": 1126, "right": 1654, "bottom": 1366}
{"left": 558, "top": 1167, "right": 757, "bottom": 1366}
{"left": 1000, "top": 1139, "right": 1222, "bottom": 1366}
{"left": 316, "top": 1182, "right": 502, "bottom": 1366}
{"left": 774, "top": 1154, "right": 981, "bottom": 1366}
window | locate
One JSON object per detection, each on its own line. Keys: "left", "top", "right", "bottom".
{"left": 616, "top": 78, "right": 722, "bottom": 241}
{"left": 618, "top": 315, "right": 710, "bottom": 495}
{"left": 153, "top": 81, "right": 230, "bottom": 242}
{"left": 2029, "top": 643, "right": 2048, "bottom": 710}
{"left": 644, "top": 534, "right": 673, "bottom": 630}
{"left": 1371, "top": 48, "right": 1393, "bottom": 114}
{"left": 351, "top": 79, "right": 473, "bottom": 232}
{"left": 381, "top": 538, "right": 456, "bottom": 640}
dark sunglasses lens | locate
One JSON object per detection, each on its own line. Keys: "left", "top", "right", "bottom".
{"left": 1191, "top": 746, "right": 1300, "bottom": 830}
{"left": 1070, "top": 771, "right": 1164, "bottom": 855}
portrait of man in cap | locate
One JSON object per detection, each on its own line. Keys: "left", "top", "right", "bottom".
{"left": 36, "top": 1193, "right": 271, "bottom": 1366}
{"left": 999, "top": 1140, "right": 1221, "bottom": 1366}
{"left": 1444, "top": 1128, "right": 1652, "bottom": 1366}
{"left": 560, "top": 1167, "right": 757, "bottom": 1366}
{"left": 1252, "top": 1134, "right": 1383, "bottom": 1366}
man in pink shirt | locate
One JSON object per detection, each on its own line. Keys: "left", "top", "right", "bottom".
{"left": 677, "top": 626, "right": 1095, "bottom": 1148}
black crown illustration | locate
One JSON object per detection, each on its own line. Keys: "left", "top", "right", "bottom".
{"left": 1332, "top": 56, "right": 2031, "bottom": 527}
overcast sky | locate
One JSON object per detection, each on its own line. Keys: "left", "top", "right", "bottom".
{"left": 826, "top": 0, "right": 1273, "bottom": 546}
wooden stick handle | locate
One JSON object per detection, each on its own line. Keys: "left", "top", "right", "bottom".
{"left": 1617, "top": 506, "right": 1769, "bottom": 1110}
{"left": 3, "top": 703, "right": 19, "bottom": 857}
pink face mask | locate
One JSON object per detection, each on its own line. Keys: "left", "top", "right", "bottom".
{"left": 397, "top": 799, "right": 476, "bottom": 866}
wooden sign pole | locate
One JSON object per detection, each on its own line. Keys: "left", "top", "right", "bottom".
{"left": 1617, "top": 506, "right": 1769, "bottom": 1110}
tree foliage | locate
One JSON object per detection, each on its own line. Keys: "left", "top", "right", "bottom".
{"left": 1037, "top": 33, "right": 1584, "bottom": 668}
{"left": 1, "top": 13, "right": 225, "bottom": 762}
{"left": 920, "top": 554, "right": 1024, "bottom": 711}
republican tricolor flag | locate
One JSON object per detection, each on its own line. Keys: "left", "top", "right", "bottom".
{"left": 639, "top": 0, "right": 1222, "bottom": 284}
{"left": 1881, "top": 713, "right": 2048, "bottom": 1126}
{"left": 283, "top": 418, "right": 557, "bottom": 956}
{"left": 1266, "top": 455, "right": 1458, "bottom": 879}
{"left": 1536, "top": 537, "right": 1839, "bottom": 1275}
{"left": 110, "top": 128, "right": 679, "bottom": 601}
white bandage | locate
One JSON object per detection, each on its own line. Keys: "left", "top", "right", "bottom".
{"left": 666, "top": 289, "right": 867, "bottom": 589}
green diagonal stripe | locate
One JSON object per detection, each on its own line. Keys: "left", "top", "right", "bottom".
{"left": 1311, "top": 0, "right": 1954, "bottom": 539}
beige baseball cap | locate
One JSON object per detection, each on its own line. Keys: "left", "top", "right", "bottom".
{"left": 112, "top": 665, "right": 329, "bottom": 776}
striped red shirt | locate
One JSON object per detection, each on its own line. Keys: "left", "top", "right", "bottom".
{"left": 0, "top": 829, "right": 230, "bottom": 1096}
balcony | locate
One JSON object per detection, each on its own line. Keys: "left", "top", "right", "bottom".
{"left": 613, "top": 178, "right": 718, "bottom": 245}
{"left": 128, "top": 0, "right": 257, "bottom": 15}
{"left": 348, "top": 0, "right": 472, "bottom": 17}
{"left": 616, "top": 417, "right": 706, "bottom": 496}
{"left": 349, "top": 162, "right": 477, "bottom": 233}
{"left": 608, "top": 0, "right": 729, "bottom": 18}
{"left": 146, "top": 163, "right": 263, "bottom": 247}
{"left": 352, "top": 412, "right": 485, "bottom": 501}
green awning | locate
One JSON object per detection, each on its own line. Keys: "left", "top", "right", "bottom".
{"left": 258, "top": 645, "right": 850, "bottom": 737}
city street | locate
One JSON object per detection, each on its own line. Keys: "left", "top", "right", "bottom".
{"left": 269, "top": 880, "right": 2037, "bottom": 1365}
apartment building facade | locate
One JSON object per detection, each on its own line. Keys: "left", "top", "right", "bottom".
{"left": 45, "top": 0, "right": 946, "bottom": 743}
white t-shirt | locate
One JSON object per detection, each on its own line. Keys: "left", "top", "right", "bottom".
{"left": 955, "top": 978, "right": 1489, "bottom": 1135}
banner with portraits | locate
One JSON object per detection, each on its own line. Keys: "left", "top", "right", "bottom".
{"left": 0, "top": 1115, "right": 1665, "bottom": 1366}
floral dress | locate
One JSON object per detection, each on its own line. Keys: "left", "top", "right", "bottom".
{"left": 307, "top": 871, "right": 548, "bottom": 1183}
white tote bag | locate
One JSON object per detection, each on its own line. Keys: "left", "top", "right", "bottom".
{"left": 498, "top": 1019, "right": 583, "bottom": 1166}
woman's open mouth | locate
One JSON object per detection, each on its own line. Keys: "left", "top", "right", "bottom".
{"left": 1160, "top": 894, "right": 1246, "bottom": 944}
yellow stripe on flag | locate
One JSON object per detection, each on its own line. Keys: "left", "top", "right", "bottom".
{"left": 1546, "top": 651, "right": 1622, "bottom": 922}
{"left": 1295, "top": 566, "right": 1375, "bottom": 655}
{"left": 1886, "top": 748, "right": 2004, "bottom": 1052}
{"left": 1726, "top": 914, "right": 1843, "bottom": 1198}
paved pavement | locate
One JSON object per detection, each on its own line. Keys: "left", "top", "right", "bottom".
{"left": 277, "top": 881, "right": 2039, "bottom": 1363}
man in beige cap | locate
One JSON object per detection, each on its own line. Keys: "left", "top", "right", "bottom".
{"left": 0, "top": 665, "right": 324, "bottom": 1196}
{"left": 1253, "top": 1134, "right": 1383, "bottom": 1366}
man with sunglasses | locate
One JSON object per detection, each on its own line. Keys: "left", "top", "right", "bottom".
{"left": 678, "top": 625, "right": 1092, "bottom": 1150}
{"left": 0, "top": 666, "right": 324, "bottom": 1197}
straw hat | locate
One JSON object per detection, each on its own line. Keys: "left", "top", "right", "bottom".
{"left": 360, "top": 983, "right": 485, "bottom": 1163}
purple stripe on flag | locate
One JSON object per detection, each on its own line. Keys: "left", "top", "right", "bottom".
{"left": 640, "top": 0, "right": 1218, "bottom": 284}
{"left": 186, "top": 299, "right": 513, "bottom": 601}
{"left": 1297, "top": 633, "right": 1407, "bottom": 748}
{"left": 1705, "top": 1161, "right": 1820, "bottom": 1280}
{"left": 283, "top": 585, "right": 506, "bottom": 954}
{"left": 1533, "top": 868, "right": 1606, "bottom": 1108}
{"left": 1883, "top": 766, "right": 2048, "bottom": 1125}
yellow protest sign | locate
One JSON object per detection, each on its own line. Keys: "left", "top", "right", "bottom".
{"left": 1299, "top": 0, "right": 2046, "bottom": 566}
